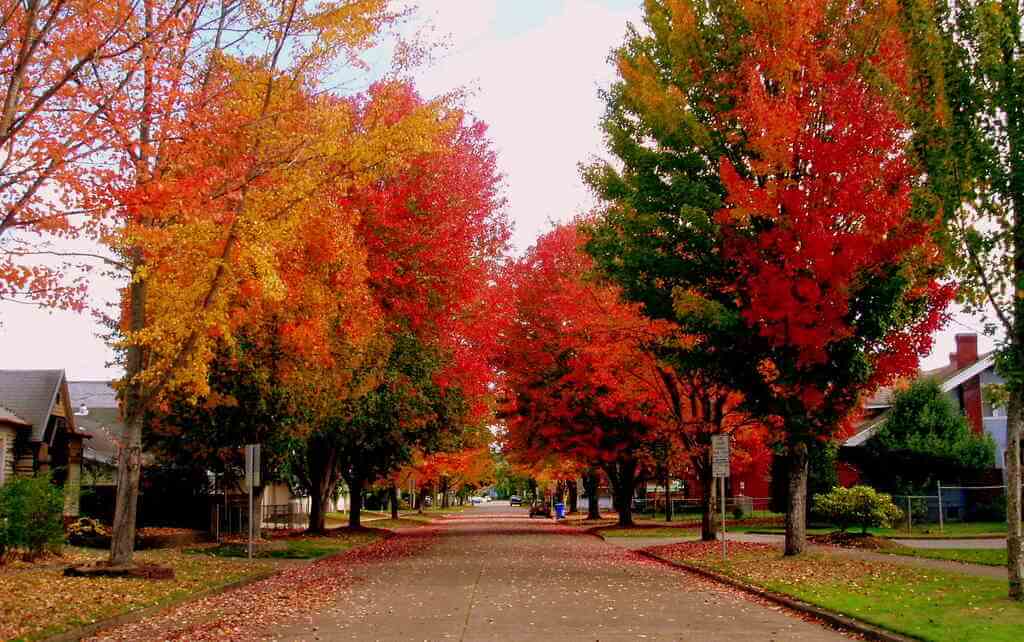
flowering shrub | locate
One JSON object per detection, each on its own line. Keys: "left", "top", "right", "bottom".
{"left": 813, "top": 485, "right": 903, "bottom": 534}
{"left": 66, "top": 517, "right": 111, "bottom": 547}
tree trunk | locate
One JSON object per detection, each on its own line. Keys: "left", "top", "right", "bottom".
{"left": 109, "top": 271, "right": 148, "bottom": 565}
{"left": 308, "top": 466, "right": 336, "bottom": 534}
{"left": 110, "top": 1, "right": 156, "bottom": 568}
{"left": 1007, "top": 390, "right": 1022, "bottom": 599}
{"left": 440, "top": 477, "right": 450, "bottom": 509}
{"left": 568, "top": 479, "right": 578, "bottom": 513}
{"left": 347, "top": 475, "right": 363, "bottom": 529}
{"left": 584, "top": 469, "right": 601, "bottom": 520}
{"left": 416, "top": 486, "right": 428, "bottom": 513}
{"left": 785, "top": 441, "right": 810, "bottom": 556}
{"left": 604, "top": 457, "right": 637, "bottom": 527}
{"left": 306, "top": 438, "right": 338, "bottom": 534}
{"left": 389, "top": 482, "right": 400, "bottom": 520}
{"left": 700, "top": 473, "right": 717, "bottom": 541}
{"left": 109, "top": 415, "right": 142, "bottom": 565}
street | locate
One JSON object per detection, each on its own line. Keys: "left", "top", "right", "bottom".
{"left": 270, "top": 503, "right": 847, "bottom": 642}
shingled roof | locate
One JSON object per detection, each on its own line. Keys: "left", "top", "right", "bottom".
{"left": 68, "top": 381, "right": 118, "bottom": 410}
{"left": 0, "top": 370, "right": 66, "bottom": 442}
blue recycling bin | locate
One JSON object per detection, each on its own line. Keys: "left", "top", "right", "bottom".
{"left": 555, "top": 502, "right": 565, "bottom": 519}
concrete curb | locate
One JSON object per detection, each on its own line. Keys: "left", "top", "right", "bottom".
{"left": 635, "top": 550, "right": 919, "bottom": 642}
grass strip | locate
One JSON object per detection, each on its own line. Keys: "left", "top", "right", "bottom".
{"left": 654, "top": 540, "right": 1024, "bottom": 642}
{"left": 883, "top": 547, "right": 1008, "bottom": 567}
{"left": 187, "top": 530, "right": 380, "bottom": 559}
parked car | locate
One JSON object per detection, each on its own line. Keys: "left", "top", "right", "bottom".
{"left": 529, "top": 502, "right": 552, "bottom": 518}
{"left": 509, "top": 495, "right": 522, "bottom": 506}
{"left": 470, "top": 496, "right": 485, "bottom": 505}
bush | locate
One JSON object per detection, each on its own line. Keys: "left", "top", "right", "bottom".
{"left": 855, "top": 380, "right": 997, "bottom": 492}
{"left": 0, "top": 473, "right": 65, "bottom": 559}
{"left": 66, "top": 517, "right": 111, "bottom": 547}
{"left": 813, "top": 485, "right": 903, "bottom": 534}
{"left": 971, "top": 495, "right": 1007, "bottom": 522}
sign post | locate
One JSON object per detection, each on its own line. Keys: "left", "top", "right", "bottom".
{"left": 711, "top": 434, "right": 731, "bottom": 560}
{"left": 245, "top": 444, "right": 261, "bottom": 559}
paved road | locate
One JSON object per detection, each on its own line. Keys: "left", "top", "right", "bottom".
{"left": 272, "top": 503, "right": 847, "bottom": 642}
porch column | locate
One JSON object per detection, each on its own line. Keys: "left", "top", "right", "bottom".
{"left": 63, "top": 440, "right": 83, "bottom": 518}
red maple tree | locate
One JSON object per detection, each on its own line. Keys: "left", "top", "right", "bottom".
{"left": 715, "top": 0, "right": 952, "bottom": 554}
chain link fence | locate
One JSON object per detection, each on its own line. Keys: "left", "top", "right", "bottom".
{"left": 632, "top": 496, "right": 776, "bottom": 519}
{"left": 890, "top": 484, "right": 1011, "bottom": 536}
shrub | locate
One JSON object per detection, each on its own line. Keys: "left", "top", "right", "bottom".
{"left": 855, "top": 380, "right": 997, "bottom": 492}
{"left": 813, "top": 485, "right": 903, "bottom": 534}
{"left": 66, "top": 517, "right": 111, "bottom": 547}
{"left": 0, "top": 473, "right": 65, "bottom": 559}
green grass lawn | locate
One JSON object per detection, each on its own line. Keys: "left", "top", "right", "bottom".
{"left": 656, "top": 541, "right": 1024, "bottom": 642}
{"left": 873, "top": 521, "right": 1008, "bottom": 538}
{"left": 367, "top": 517, "right": 429, "bottom": 530}
{"left": 188, "top": 529, "right": 381, "bottom": 560}
{"left": 742, "top": 521, "right": 1007, "bottom": 539}
{"left": 884, "top": 547, "right": 1008, "bottom": 567}
{"left": 419, "top": 504, "right": 473, "bottom": 515}
{"left": 325, "top": 510, "right": 388, "bottom": 522}
{"left": 0, "top": 547, "right": 277, "bottom": 641}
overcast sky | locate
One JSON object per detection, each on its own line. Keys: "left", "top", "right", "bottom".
{"left": 0, "top": 0, "right": 999, "bottom": 380}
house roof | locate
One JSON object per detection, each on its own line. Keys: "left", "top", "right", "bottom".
{"left": 67, "top": 383, "right": 123, "bottom": 465}
{"left": 0, "top": 370, "right": 66, "bottom": 442}
{"left": 843, "top": 352, "right": 997, "bottom": 448}
{"left": 0, "top": 404, "right": 30, "bottom": 427}
{"left": 68, "top": 381, "right": 119, "bottom": 410}
{"left": 75, "top": 408, "right": 123, "bottom": 465}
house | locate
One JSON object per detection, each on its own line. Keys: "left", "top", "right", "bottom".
{"left": 843, "top": 333, "right": 1007, "bottom": 470}
{"left": 68, "top": 380, "right": 124, "bottom": 487}
{"left": 0, "top": 370, "right": 89, "bottom": 518}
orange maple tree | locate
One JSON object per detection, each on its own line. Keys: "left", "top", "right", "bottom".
{"left": 498, "top": 223, "right": 673, "bottom": 526}
{"left": 712, "top": 0, "right": 952, "bottom": 553}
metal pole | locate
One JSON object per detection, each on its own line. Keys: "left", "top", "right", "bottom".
{"left": 906, "top": 495, "right": 912, "bottom": 536}
{"left": 721, "top": 476, "right": 727, "bottom": 560}
{"left": 937, "top": 481, "right": 944, "bottom": 535}
{"left": 248, "top": 475, "right": 254, "bottom": 559}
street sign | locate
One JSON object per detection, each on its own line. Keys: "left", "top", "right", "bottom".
{"left": 245, "top": 444, "right": 261, "bottom": 488}
{"left": 711, "top": 434, "right": 730, "bottom": 478}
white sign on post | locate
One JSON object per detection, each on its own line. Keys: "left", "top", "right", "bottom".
{"left": 711, "top": 434, "right": 730, "bottom": 478}
{"left": 711, "top": 434, "right": 730, "bottom": 561}
{"left": 245, "top": 444, "right": 261, "bottom": 488}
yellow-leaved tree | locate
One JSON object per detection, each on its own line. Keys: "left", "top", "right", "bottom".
{"left": 101, "top": 0, "right": 446, "bottom": 567}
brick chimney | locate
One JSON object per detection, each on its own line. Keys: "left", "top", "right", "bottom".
{"left": 953, "top": 333, "right": 983, "bottom": 434}
{"left": 953, "top": 333, "right": 979, "bottom": 370}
